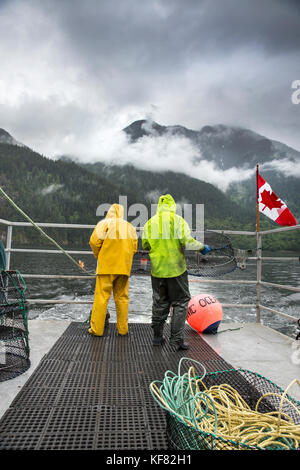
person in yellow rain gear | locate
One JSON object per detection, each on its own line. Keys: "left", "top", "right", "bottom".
{"left": 88, "top": 203, "right": 138, "bottom": 336}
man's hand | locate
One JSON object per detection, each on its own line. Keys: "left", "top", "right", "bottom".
{"left": 201, "top": 244, "right": 211, "bottom": 255}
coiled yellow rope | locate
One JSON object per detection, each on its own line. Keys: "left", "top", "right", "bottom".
{"left": 150, "top": 360, "right": 300, "bottom": 450}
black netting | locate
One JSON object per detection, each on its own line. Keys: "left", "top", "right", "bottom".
{"left": 131, "top": 231, "right": 237, "bottom": 277}
{"left": 0, "top": 271, "right": 30, "bottom": 382}
{"left": 165, "top": 368, "right": 300, "bottom": 451}
{"left": 131, "top": 250, "right": 151, "bottom": 275}
{"left": 186, "top": 231, "right": 236, "bottom": 277}
{"left": 166, "top": 413, "right": 253, "bottom": 451}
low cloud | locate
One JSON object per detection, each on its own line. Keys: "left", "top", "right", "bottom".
{"left": 40, "top": 184, "right": 64, "bottom": 196}
{"left": 145, "top": 189, "right": 165, "bottom": 203}
{"left": 59, "top": 126, "right": 255, "bottom": 192}
{"left": 261, "top": 158, "right": 300, "bottom": 178}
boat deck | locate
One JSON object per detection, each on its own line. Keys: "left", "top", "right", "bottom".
{"left": 0, "top": 320, "right": 299, "bottom": 450}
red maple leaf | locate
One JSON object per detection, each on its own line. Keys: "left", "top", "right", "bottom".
{"left": 260, "top": 189, "right": 284, "bottom": 211}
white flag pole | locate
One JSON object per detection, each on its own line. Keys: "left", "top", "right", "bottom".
{"left": 256, "top": 164, "right": 261, "bottom": 323}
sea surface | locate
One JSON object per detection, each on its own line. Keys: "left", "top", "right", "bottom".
{"left": 9, "top": 250, "right": 300, "bottom": 339}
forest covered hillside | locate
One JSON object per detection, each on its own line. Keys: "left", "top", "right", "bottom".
{"left": 0, "top": 125, "right": 299, "bottom": 251}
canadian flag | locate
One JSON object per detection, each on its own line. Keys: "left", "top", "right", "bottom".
{"left": 258, "top": 173, "right": 297, "bottom": 226}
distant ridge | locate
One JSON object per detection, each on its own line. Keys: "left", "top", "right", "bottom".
{"left": 0, "top": 121, "right": 299, "bottom": 250}
{"left": 123, "top": 119, "right": 300, "bottom": 171}
{"left": 0, "top": 128, "right": 21, "bottom": 146}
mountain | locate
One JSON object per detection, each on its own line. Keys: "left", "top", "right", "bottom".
{"left": 0, "top": 139, "right": 138, "bottom": 247}
{"left": 0, "top": 128, "right": 23, "bottom": 147}
{"left": 123, "top": 119, "right": 300, "bottom": 222}
{"left": 0, "top": 127, "right": 254, "bottom": 249}
{"left": 124, "top": 119, "right": 300, "bottom": 171}
{"left": 0, "top": 124, "right": 299, "bottom": 251}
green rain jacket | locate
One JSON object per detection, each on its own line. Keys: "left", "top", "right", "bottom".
{"left": 142, "top": 194, "right": 204, "bottom": 278}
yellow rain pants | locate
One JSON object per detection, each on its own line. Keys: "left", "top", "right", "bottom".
{"left": 89, "top": 274, "right": 129, "bottom": 336}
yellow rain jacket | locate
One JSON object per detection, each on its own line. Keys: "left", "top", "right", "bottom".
{"left": 89, "top": 203, "right": 138, "bottom": 275}
{"left": 142, "top": 194, "right": 204, "bottom": 278}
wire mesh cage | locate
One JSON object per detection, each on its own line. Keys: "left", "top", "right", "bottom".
{"left": 185, "top": 231, "right": 237, "bottom": 277}
{"left": 165, "top": 368, "right": 300, "bottom": 451}
{"left": 131, "top": 250, "right": 151, "bottom": 275}
{"left": 131, "top": 231, "right": 237, "bottom": 277}
{"left": 0, "top": 270, "right": 30, "bottom": 382}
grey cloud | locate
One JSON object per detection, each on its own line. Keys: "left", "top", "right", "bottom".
{"left": 0, "top": 0, "right": 300, "bottom": 157}
{"left": 44, "top": 0, "right": 300, "bottom": 62}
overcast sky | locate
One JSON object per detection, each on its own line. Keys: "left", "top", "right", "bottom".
{"left": 0, "top": 0, "right": 300, "bottom": 169}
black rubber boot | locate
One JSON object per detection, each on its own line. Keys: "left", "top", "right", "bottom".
{"left": 152, "top": 324, "right": 165, "bottom": 346}
{"left": 152, "top": 335, "right": 166, "bottom": 346}
{"left": 176, "top": 342, "right": 190, "bottom": 351}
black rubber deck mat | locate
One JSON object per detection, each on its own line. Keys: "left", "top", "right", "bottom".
{"left": 0, "top": 322, "right": 234, "bottom": 450}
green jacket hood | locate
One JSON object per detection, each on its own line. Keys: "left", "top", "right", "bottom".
{"left": 157, "top": 194, "right": 176, "bottom": 213}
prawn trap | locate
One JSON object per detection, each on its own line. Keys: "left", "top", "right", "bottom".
{"left": 151, "top": 364, "right": 300, "bottom": 451}
{"left": 131, "top": 231, "right": 237, "bottom": 277}
{"left": 131, "top": 250, "right": 151, "bottom": 275}
{"left": 0, "top": 270, "right": 30, "bottom": 382}
{"left": 185, "top": 231, "right": 237, "bottom": 277}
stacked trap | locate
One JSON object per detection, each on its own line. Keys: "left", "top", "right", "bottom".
{"left": 0, "top": 270, "right": 30, "bottom": 382}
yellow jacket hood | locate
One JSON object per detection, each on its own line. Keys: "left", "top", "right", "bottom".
{"left": 106, "top": 203, "right": 124, "bottom": 219}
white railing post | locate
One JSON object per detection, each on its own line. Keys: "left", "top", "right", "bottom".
{"left": 256, "top": 232, "right": 262, "bottom": 323}
{"left": 6, "top": 225, "right": 12, "bottom": 270}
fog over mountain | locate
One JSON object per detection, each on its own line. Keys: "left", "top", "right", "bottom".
{"left": 34, "top": 117, "right": 293, "bottom": 200}
{"left": 1, "top": 121, "right": 299, "bottom": 250}
{"left": 122, "top": 119, "right": 300, "bottom": 190}
{"left": 3, "top": 117, "right": 300, "bottom": 201}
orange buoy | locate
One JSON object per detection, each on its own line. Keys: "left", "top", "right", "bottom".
{"left": 187, "top": 293, "right": 223, "bottom": 334}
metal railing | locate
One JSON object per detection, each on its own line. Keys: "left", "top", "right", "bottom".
{"left": 1, "top": 217, "right": 299, "bottom": 325}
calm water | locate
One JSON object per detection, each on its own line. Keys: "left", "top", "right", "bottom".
{"left": 10, "top": 251, "right": 300, "bottom": 339}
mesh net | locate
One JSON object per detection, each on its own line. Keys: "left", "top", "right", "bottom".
{"left": 166, "top": 368, "right": 300, "bottom": 451}
{"left": 0, "top": 270, "right": 30, "bottom": 382}
{"left": 131, "top": 250, "right": 151, "bottom": 275}
{"left": 131, "top": 231, "right": 237, "bottom": 277}
{"left": 185, "top": 231, "right": 237, "bottom": 277}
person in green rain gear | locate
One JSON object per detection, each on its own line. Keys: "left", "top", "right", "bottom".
{"left": 142, "top": 194, "right": 211, "bottom": 350}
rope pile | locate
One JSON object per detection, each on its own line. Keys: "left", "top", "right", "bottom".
{"left": 150, "top": 358, "right": 300, "bottom": 450}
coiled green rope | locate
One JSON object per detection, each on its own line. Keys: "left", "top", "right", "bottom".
{"left": 150, "top": 357, "right": 218, "bottom": 432}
